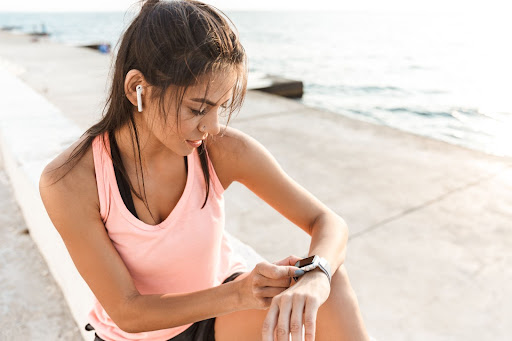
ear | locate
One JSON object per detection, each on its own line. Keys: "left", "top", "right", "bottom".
{"left": 124, "top": 69, "right": 148, "bottom": 108}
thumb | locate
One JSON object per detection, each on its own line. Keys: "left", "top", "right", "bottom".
{"left": 258, "top": 262, "right": 300, "bottom": 279}
{"left": 274, "top": 255, "right": 303, "bottom": 267}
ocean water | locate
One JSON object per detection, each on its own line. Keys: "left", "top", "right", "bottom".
{"left": 1, "top": 10, "right": 511, "bottom": 157}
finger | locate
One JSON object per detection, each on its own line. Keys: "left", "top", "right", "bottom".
{"left": 304, "top": 297, "right": 320, "bottom": 341}
{"left": 274, "top": 255, "right": 302, "bottom": 266}
{"left": 256, "top": 286, "right": 288, "bottom": 298}
{"left": 262, "top": 303, "right": 279, "bottom": 341}
{"left": 257, "top": 262, "right": 300, "bottom": 279}
{"left": 290, "top": 298, "right": 305, "bottom": 341}
{"left": 257, "top": 276, "right": 291, "bottom": 288}
{"left": 276, "top": 296, "right": 293, "bottom": 341}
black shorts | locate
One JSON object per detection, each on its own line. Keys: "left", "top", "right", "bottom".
{"left": 86, "top": 272, "right": 244, "bottom": 341}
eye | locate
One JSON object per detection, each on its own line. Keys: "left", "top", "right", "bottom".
{"left": 219, "top": 105, "right": 230, "bottom": 118}
{"left": 191, "top": 108, "right": 207, "bottom": 116}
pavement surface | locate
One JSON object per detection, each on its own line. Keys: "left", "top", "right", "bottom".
{"left": 0, "top": 159, "right": 82, "bottom": 340}
{"left": 1, "top": 31, "right": 512, "bottom": 340}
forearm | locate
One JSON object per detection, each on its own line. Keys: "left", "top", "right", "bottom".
{"left": 307, "top": 211, "right": 349, "bottom": 274}
{"left": 120, "top": 278, "right": 243, "bottom": 333}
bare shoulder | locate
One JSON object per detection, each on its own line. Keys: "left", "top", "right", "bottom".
{"left": 206, "top": 126, "right": 259, "bottom": 189}
{"left": 39, "top": 134, "right": 99, "bottom": 219}
{"left": 206, "top": 125, "right": 327, "bottom": 234}
{"left": 39, "top": 135, "right": 141, "bottom": 326}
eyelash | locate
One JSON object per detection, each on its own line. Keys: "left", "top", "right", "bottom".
{"left": 191, "top": 109, "right": 207, "bottom": 116}
{"left": 190, "top": 105, "right": 228, "bottom": 116}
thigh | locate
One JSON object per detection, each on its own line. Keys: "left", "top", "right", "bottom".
{"left": 214, "top": 272, "right": 268, "bottom": 341}
{"left": 214, "top": 274, "right": 298, "bottom": 341}
{"left": 215, "top": 305, "right": 269, "bottom": 341}
{"left": 311, "top": 264, "right": 369, "bottom": 341}
{"left": 215, "top": 264, "right": 368, "bottom": 341}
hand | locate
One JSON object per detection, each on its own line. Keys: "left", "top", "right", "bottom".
{"left": 262, "top": 268, "right": 331, "bottom": 341}
{"left": 237, "top": 256, "right": 302, "bottom": 310}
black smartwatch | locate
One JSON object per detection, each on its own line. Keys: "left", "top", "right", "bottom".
{"left": 293, "top": 255, "right": 332, "bottom": 283}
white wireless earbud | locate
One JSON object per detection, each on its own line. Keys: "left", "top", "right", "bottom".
{"left": 136, "top": 85, "right": 143, "bottom": 112}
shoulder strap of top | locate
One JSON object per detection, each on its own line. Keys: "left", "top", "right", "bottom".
{"left": 108, "top": 132, "right": 189, "bottom": 220}
{"left": 109, "top": 133, "right": 139, "bottom": 219}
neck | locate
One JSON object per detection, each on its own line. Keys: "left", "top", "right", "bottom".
{"left": 113, "top": 115, "right": 182, "bottom": 172}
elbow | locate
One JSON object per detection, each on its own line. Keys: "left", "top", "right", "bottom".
{"left": 118, "top": 324, "right": 142, "bottom": 334}
{"left": 109, "top": 312, "right": 138, "bottom": 334}
{"left": 330, "top": 210, "right": 349, "bottom": 237}
{"left": 109, "top": 297, "right": 143, "bottom": 333}
{"left": 310, "top": 211, "right": 349, "bottom": 235}
{"left": 339, "top": 216, "right": 349, "bottom": 237}
{"left": 115, "top": 318, "right": 140, "bottom": 334}
{"left": 337, "top": 215, "right": 349, "bottom": 246}
{"left": 319, "top": 211, "right": 350, "bottom": 248}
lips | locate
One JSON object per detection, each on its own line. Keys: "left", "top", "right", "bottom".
{"left": 186, "top": 139, "right": 203, "bottom": 148}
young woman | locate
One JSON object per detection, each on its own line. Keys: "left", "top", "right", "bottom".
{"left": 39, "top": 1, "right": 370, "bottom": 340}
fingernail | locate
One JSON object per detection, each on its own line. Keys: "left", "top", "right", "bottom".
{"left": 294, "top": 269, "right": 305, "bottom": 276}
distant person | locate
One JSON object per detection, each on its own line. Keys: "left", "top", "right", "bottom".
{"left": 39, "top": 1, "right": 370, "bottom": 340}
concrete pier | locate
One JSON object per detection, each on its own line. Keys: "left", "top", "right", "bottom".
{"left": 0, "top": 164, "right": 82, "bottom": 340}
{"left": 1, "top": 31, "right": 511, "bottom": 340}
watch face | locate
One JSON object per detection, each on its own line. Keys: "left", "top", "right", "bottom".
{"left": 297, "top": 256, "right": 316, "bottom": 268}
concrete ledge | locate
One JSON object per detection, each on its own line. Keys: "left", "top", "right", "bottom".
{"left": 0, "top": 67, "right": 264, "bottom": 340}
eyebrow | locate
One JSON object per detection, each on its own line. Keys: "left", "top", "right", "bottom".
{"left": 190, "top": 98, "right": 230, "bottom": 106}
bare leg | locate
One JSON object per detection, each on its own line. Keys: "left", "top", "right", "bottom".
{"left": 215, "top": 264, "right": 369, "bottom": 340}
{"left": 315, "top": 264, "right": 369, "bottom": 341}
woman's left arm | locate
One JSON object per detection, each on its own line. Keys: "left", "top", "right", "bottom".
{"left": 212, "top": 126, "right": 349, "bottom": 271}
{"left": 210, "top": 127, "right": 349, "bottom": 339}
{"left": 307, "top": 210, "right": 349, "bottom": 276}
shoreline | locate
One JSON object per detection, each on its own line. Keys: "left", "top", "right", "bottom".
{"left": 1, "top": 30, "right": 510, "bottom": 162}
{"left": 3, "top": 29, "right": 510, "bottom": 160}
{"left": 2, "top": 12, "right": 510, "bottom": 160}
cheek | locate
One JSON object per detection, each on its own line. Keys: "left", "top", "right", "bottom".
{"left": 159, "top": 116, "right": 199, "bottom": 143}
{"left": 147, "top": 115, "right": 179, "bottom": 145}
{"left": 178, "top": 116, "right": 201, "bottom": 134}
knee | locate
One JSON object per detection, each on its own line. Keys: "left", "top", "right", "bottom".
{"left": 329, "top": 264, "right": 359, "bottom": 303}
{"left": 332, "top": 264, "right": 351, "bottom": 288}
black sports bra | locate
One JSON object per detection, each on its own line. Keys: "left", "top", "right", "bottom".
{"left": 109, "top": 134, "right": 187, "bottom": 219}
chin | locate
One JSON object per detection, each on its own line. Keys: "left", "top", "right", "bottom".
{"left": 165, "top": 140, "right": 196, "bottom": 157}
{"left": 184, "top": 149, "right": 196, "bottom": 156}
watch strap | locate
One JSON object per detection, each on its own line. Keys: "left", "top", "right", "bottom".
{"left": 293, "top": 255, "right": 332, "bottom": 283}
{"left": 316, "top": 257, "right": 332, "bottom": 283}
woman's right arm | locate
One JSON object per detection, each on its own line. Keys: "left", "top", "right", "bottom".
{"left": 39, "top": 156, "right": 298, "bottom": 333}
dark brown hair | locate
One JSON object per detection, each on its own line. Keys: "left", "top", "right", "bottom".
{"left": 49, "top": 0, "right": 247, "bottom": 221}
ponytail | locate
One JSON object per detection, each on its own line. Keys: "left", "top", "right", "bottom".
{"left": 140, "top": 0, "right": 160, "bottom": 11}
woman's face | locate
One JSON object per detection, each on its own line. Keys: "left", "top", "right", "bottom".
{"left": 142, "top": 71, "right": 237, "bottom": 157}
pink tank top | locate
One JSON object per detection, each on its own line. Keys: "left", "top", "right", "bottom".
{"left": 87, "top": 133, "right": 246, "bottom": 341}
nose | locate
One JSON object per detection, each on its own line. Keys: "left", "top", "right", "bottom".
{"left": 202, "top": 107, "right": 221, "bottom": 136}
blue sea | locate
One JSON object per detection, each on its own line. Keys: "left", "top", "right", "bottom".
{"left": 1, "top": 10, "right": 511, "bottom": 157}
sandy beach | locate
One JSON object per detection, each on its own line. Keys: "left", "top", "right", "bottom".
{"left": 1, "top": 30, "right": 512, "bottom": 340}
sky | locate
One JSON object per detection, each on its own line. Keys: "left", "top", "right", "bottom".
{"left": 0, "top": 0, "right": 507, "bottom": 13}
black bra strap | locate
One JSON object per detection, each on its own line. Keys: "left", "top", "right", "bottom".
{"left": 110, "top": 134, "right": 139, "bottom": 219}
{"left": 109, "top": 133, "right": 188, "bottom": 220}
